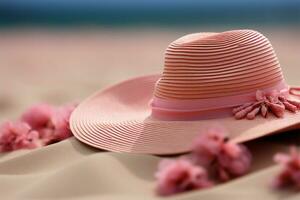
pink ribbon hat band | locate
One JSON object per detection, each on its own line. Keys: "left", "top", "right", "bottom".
{"left": 70, "top": 30, "right": 300, "bottom": 155}
{"left": 151, "top": 81, "right": 289, "bottom": 120}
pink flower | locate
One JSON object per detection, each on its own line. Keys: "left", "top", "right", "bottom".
{"left": 233, "top": 90, "right": 300, "bottom": 120}
{"left": 0, "top": 102, "right": 77, "bottom": 153}
{"left": 192, "top": 126, "right": 227, "bottom": 167}
{"left": 272, "top": 146, "right": 300, "bottom": 189}
{"left": 20, "top": 104, "right": 54, "bottom": 129}
{"left": 216, "top": 142, "right": 252, "bottom": 181}
{"left": 155, "top": 159, "right": 213, "bottom": 196}
{"left": 154, "top": 126, "right": 253, "bottom": 196}
{"left": 0, "top": 121, "right": 42, "bottom": 152}
{"left": 192, "top": 127, "right": 252, "bottom": 181}
{"left": 21, "top": 103, "right": 77, "bottom": 145}
{"left": 13, "top": 129, "right": 42, "bottom": 150}
{"left": 50, "top": 103, "right": 76, "bottom": 141}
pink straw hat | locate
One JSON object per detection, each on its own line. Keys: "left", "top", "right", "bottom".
{"left": 70, "top": 29, "right": 300, "bottom": 154}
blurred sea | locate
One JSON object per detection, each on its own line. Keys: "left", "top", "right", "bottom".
{"left": 0, "top": 0, "right": 300, "bottom": 27}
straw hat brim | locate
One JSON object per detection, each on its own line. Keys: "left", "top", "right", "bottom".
{"left": 70, "top": 74, "right": 300, "bottom": 155}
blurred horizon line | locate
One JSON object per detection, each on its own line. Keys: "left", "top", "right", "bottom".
{"left": 0, "top": 0, "right": 299, "bottom": 27}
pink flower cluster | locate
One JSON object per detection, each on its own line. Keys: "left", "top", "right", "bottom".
{"left": 0, "top": 103, "right": 76, "bottom": 152}
{"left": 192, "top": 127, "right": 252, "bottom": 181}
{"left": 272, "top": 146, "right": 300, "bottom": 189}
{"left": 233, "top": 90, "right": 300, "bottom": 120}
{"left": 155, "top": 126, "right": 252, "bottom": 196}
{"left": 155, "top": 159, "right": 213, "bottom": 196}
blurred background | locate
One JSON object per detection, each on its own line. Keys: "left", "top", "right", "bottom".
{"left": 0, "top": 0, "right": 299, "bottom": 120}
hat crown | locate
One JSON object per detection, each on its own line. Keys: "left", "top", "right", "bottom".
{"left": 154, "top": 29, "right": 284, "bottom": 100}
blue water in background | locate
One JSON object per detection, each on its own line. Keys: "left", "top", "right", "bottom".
{"left": 0, "top": 0, "right": 299, "bottom": 27}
